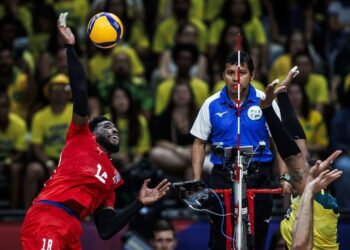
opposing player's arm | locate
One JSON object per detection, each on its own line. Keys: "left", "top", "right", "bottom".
{"left": 57, "top": 13, "right": 88, "bottom": 125}
{"left": 94, "top": 179, "right": 170, "bottom": 240}
{"left": 270, "top": 139, "right": 292, "bottom": 194}
{"left": 292, "top": 155, "right": 342, "bottom": 249}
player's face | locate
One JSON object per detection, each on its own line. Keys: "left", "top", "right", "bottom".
{"left": 152, "top": 230, "right": 177, "bottom": 250}
{"left": 223, "top": 62, "right": 254, "bottom": 100}
{"left": 94, "top": 121, "right": 120, "bottom": 153}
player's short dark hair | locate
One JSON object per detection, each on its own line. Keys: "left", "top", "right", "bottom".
{"left": 88, "top": 116, "right": 110, "bottom": 132}
{"left": 223, "top": 51, "right": 254, "bottom": 73}
{"left": 153, "top": 219, "right": 176, "bottom": 237}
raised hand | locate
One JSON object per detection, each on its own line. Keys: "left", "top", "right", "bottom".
{"left": 306, "top": 150, "right": 342, "bottom": 193}
{"left": 57, "top": 12, "right": 75, "bottom": 45}
{"left": 260, "top": 79, "right": 285, "bottom": 109}
{"left": 275, "top": 66, "right": 300, "bottom": 96}
{"left": 138, "top": 179, "right": 170, "bottom": 205}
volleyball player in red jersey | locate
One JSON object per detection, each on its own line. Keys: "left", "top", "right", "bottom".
{"left": 21, "top": 13, "right": 170, "bottom": 250}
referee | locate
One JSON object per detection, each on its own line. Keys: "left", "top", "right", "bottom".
{"left": 190, "top": 51, "right": 290, "bottom": 250}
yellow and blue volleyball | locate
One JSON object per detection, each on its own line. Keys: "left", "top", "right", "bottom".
{"left": 87, "top": 12, "right": 124, "bottom": 49}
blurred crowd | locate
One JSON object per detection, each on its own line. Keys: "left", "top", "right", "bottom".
{"left": 0, "top": 0, "right": 350, "bottom": 213}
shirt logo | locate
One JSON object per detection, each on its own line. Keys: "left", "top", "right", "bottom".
{"left": 247, "top": 106, "right": 262, "bottom": 120}
{"left": 96, "top": 146, "right": 103, "bottom": 155}
{"left": 113, "top": 172, "right": 121, "bottom": 184}
{"left": 215, "top": 111, "right": 228, "bottom": 117}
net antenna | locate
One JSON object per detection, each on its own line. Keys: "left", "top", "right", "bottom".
{"left": 234, "top": 32, "right": 243, "bottom": 250}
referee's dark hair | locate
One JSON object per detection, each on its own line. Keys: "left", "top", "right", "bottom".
{"left": 89, "top": 116, "right": 110, "bottom": 132}
{"left": 223, "top": 51, "right": 254, "bottom": 74}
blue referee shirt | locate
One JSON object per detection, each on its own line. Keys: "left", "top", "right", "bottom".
{"left": 191, "top": 84, "right": 281, "bottom": 165}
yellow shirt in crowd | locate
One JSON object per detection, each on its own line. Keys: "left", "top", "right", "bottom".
{"left": 208, "top": 17, "right": 267, "bottom": 47}
{"left": 5, "top": 68, "right": 28, "bottom": 119}
{"left": 155, "top": 77, "right": 209, "bottom": 115}
{"left": 0, "top": 113, "right": 27, "bottom": 159}
{"left": 31, "top": 103, "right": 73, "bottom": 159}
{"left": 153, "top": 17, "right": 208, "bottom": 53}
{"left": 299, "top": 110, "right": 329, "bottom": 148}
{"left": 104, "top": 114, "right": 151, "bottom": 156}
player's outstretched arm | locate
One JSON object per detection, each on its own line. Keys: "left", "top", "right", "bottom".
{"left": 261, "top": 81, "right": 307, "bottom": 194}
{"left": 94, "top": 179, "right": 170, "bottom": 240}
{"left": 292, "top": 153, "right": 342, "bottom": 250}
{"left": 58, "top": 13, "right": 88, "bottom": 125}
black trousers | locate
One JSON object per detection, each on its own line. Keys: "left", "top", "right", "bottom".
{"left": 207, "top": 164, "right": 273, "bottom": 250}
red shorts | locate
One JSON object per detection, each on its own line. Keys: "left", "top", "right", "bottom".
{"left": 21, "top": 203, "right": 82, "bottom": 250}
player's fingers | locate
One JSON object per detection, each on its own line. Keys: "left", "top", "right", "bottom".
{"left": 319, "top": 169, "right": 330, "bottom": 179}
{"left": 274, "top": 85, "right": 286, "bottom": 95}
{"left": 142, "top": 179, "right": 151, "bottom": 188}
{"left": 321, "top": 150, "right": 342, "bottom": 169}
{"left": 324, "top": 171, "right": 342, "bottom": 186}
{"left": 158, "top": 182, "right": 171, "bottom": 193}
{"left": 155, "top": 178, "right": 169, "bottom": 190}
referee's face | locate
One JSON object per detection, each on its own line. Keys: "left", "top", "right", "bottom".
{"left": 223, "top": 62, "right": 254, "bottom": 100}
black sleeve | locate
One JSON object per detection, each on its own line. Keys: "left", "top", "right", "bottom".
{"left": 262, "top": 106, "right": 301, "bottom": 160}
{"left": 94, "top": 199, "right": 143, "bottom": 240}
{"left": 65, "top": 44, "right": 88, "bottom": 117}
{"left": 277, "top": 92, "right": 306, "bottom": 140}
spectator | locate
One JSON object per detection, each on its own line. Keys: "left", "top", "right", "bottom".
{"left": 288, "top": 82, "right": 329, "bottom": 159}
{"left": 152, "top": 0, "right": 207, "bottom": 55}
{"left": 23, "top": 74, "right": 72, "bottom": 208}
{"left": 105, "top": 52, "right": 152, "bottom": 116}
{"left": 327, "top": 0, "right": 350, "bottom": 53}
{"left": 269, "top": 30, "right": 323, "bottom": 83}
{"left": 151, "top": 219, "right": 177, "bottom": 250}
{"left": 331, "top": 88, "right": 350, "bottom": 210}
{"left": 150, "top": 82, "right": 197, "bottom": 179}
{"left": 291, "top": 52, "right": 329, "bottom": 114}
{"left": 105, "top": 86, "right": 151, "bottom": 169}
{"left": 157, "top": 22, "right": 208, "bottom": 83}
{"left": 0, "top": 46, "right": 30, "bottom": 119}
{"left": 0, "top": 92, "right": 27, "bottom": 208}
{"left": 154, "top": 43, "right": 209, "bottom": 115}
{"left": 209, "top": 0, "right": 268, "bottom": 78}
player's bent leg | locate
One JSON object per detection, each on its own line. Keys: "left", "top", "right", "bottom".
{"left": 21, "top": 203, "right": 82, "bottom": 250}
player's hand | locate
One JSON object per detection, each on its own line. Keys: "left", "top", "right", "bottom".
{"left": 57, "top": 12, "right": 75, "bottom": 45}
{"left": 306, "top": 167, "right": 342, "bottom": 194}
{"left": 275, "top": 66, "right": 300, "bottom": 96}
{"left": 138, "top": 179, "right": 170, "bottom": 205}
{"left": 306, "top": 150, "right": 342, "bottom": 193}
{"left": 260, "top": 79, "right": 284, "bottom": 109}
{"left": 280, "top": 180, "right": 292, "bottom": 194}
{"left": 309, "top": 150, "right": 342, "bottom": 179}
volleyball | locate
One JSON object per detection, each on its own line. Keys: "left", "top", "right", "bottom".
{"left": 87, "top": 12, "right": 124, "bottom": 49}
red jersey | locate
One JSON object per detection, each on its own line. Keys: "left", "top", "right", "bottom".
{"left": 35, "top": 121, "right": 124, "bottom": 219}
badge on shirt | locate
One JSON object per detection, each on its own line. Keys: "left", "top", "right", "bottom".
{"left": 113, "top": 171, "right": 121, "bottom": 184}
{"left": 247, "top": 105, "right": 262, "bottom": 120}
